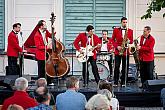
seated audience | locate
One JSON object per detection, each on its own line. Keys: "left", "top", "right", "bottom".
{"left": 2, "top": 77, "right": 37, "bottom": 110}
{"left": 29, "top": 78, "right": 55, "bottom": 105}
{"left": 27, "top": 86, "right": 52, "bottom": 110}
{"left": 86, "top": 89, "right": 112, "bottom": 110}
{"left": 98, "top": 80, "right": 119, "bottom": 110}
{"left": 56, "top": 76, "right": 87, "bottom": 110}
{"left": 161, "top": 88, "right": 165, "bottom": 110}
{"left": 7, "top": 104, "right": 24, "bottom": 110}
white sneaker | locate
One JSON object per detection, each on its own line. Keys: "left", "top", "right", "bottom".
{"left": 49, "top": 83, "right": 54, "bottom": 86}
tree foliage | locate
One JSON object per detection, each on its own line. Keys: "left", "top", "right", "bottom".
{"left": 141, "top": 0, "right": 165, "bottom": 19}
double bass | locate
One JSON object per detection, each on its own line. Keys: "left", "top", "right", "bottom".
{"left": 46, "top": 12, "right": 70, "bottom": 77}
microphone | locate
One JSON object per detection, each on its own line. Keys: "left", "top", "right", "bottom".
{"left": 20, "top": 32, "right": 23, "bottom": 37}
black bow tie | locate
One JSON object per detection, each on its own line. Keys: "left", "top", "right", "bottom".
{"left": 121, "top": 28, "right": 126, "bottom": 30}
{"left": 88, "top": 36, "right": 91, "bottom": 38}
{"left": 103, "top": 40, "right": 108, "bottom": 44}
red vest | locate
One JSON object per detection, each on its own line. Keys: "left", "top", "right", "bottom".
{"left": 74, "top": 32, "right": 101, "bottom": 59}
{"left": 112, "top": 28, "right": 133, "bottom": 56}
{"left": 34, "top": 30, "right": 51, "bottom": 60}
{"left": 139, "top": 35, "right": 155, "bottom": 61}
{"left": 7, "top": 31, "right": 22, "bottom": 57}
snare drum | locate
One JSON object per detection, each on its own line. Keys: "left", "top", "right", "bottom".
{"left": 88, "top": 62, "right": 109, "bottom": 80}
{"left": 97, "top": 52, "right": 111, "bottom": 61}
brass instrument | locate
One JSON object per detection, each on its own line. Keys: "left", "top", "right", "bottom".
{"left": 130, "top": 36, "right": 140, "bottom": 71}
{"left": 119, "top": 28, "right": 128, "bottom": 56}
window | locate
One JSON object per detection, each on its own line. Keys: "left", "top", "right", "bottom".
{"left": 64, "top": 0, "right": 125, "bottom": 51}
{"left": 0, "top": 0, "right": 5, "bottom": 51}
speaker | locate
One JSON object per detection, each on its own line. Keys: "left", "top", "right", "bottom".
{"left": 3, "top": 75, "right": 19, "bottom": 87}
{"left": 127, "top": 64, "right": 138, "bottom": 82}
{"left": 5, "top": 65, "right": 20, "bottom": 76}
{"left": 143, "top": 79, "right": 165, "bottom": 91}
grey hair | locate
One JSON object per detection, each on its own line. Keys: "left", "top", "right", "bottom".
{"left": 36, "top": 78, "right": 47, "bottom": 87}
{"left": 97, "top": 89, "right": 112, "bottom": 101}
{"left": 14, "top": 77, "right": 28, "bottom": 91}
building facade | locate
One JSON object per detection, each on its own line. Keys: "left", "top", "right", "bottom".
{"left": 0, "top": 0, "right": 165, "bottom": 76}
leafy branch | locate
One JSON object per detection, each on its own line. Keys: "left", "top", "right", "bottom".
{"left": 141, "top": 0, "right": 165, "bottom": 19}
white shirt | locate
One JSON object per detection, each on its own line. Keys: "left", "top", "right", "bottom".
{"left": 122, "top": 29, "right": 125, "bottom": 38}
{"left": 110, "top": 98, "right": 119, "bottom": 110}
{"left": 39, "top": 29, "right": 47, "bottom": 45}
{"left": 143, "top": 38, "right": 146, "bottom": 45}
{"left": 18, "top": 32, "right": 23, "bottom": 47}
{"left": 101, "top": 38, "right": 108, "bottom": 52}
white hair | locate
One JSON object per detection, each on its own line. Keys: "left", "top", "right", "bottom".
{"left": 36, "top": 78, "right": 47, "bottom": 87}
{"left": 14, "top": 77, "right": 28, "bottom": 91}
{"left": 97, "top": 89, "right": 112, "bottom": 101}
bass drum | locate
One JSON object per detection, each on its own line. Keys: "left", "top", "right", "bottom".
{"left": 88, "top": 62, "right": 109, "bottom": 80}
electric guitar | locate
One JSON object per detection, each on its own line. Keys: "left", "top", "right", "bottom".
{"left": 76, "top": 44, "right": 101, "bottom": 62}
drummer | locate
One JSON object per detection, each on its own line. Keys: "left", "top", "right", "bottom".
{"left": 99, "top": 30, "right": 114, "bottom": 78}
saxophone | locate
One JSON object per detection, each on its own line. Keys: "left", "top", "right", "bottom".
{"left": 130, "top": 37, "right": 140, "bottom": 71}
{"left": 119, "top": 28, "right": 128, "bottom": 56}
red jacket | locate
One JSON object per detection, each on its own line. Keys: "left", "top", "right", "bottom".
{"left": 2, "top": 91, "right": 38, "bottom": 110}
{"left": 139, "top": 34, "right": 155, "bottom": 61}
{"left": 7, "top": 31, "right": 22, "bottom": 57}
{"left": 34, "top": 30, "right": 51, "bottom": 60}
{"left": 74, "top": 32, "right": 101, "bottom": 59}
{"left": 112, "top": 28, "right": 133, "bottom": 56}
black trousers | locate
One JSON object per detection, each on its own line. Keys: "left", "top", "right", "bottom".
{"left": 114, "top": 55, "right": 129, "bottom": 85}
{"left": 140, "top": 60, "right": 154, "bottom": 84}
{"left": 8, "top": 56, "right": 18, "bottom": 66}
{"left": 82, "top": 56, "right": 100, "bottom": 84}
{"left": 107, "top": 54, "right": 113, "bottom": 76}
{"left": 37, "top": 60, "right": 52, "bottom": 84}
{"left": 7, "top": 56, "right": 20, "bottom": 76}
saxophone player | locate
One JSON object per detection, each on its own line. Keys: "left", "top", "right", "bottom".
{"left": 112, "top": 17, "right": 133, "bottom": 86}
{"left": 136, "top": 26, "right": 155, "bottom": 85}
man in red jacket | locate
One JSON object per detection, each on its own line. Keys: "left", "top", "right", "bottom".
{"left": 1, "top": 77, "right": 37, "bottom": 110}
{"left": 7, "top": 23, "right": 22, "bottom": 67}
{"left": 99, "top": 30, "right": 114, "bottom": 78}
{"left": 74, "top": 25, "right": 101, "bottom": 86}
{"left": 34, "top": 20, "right": 52, "bottom": 85}
{"left": 137, "top": 26, "right": 155, "bottom": 84}
{"left": 112, "top": 17, "right": 133, "bottom": 86}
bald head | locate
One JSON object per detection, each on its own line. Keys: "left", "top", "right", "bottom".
{"left": 34, "top": 86, "right": 50, "bottom": 103}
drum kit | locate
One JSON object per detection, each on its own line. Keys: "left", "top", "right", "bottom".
{"left": 88, "top": 51, "right": 115, "bottom": 80}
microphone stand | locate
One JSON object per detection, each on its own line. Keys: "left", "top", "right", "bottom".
{"left": 19, "top": 32, "right": 24, "bottom": 77}
{"left": 124, "top": 44, "right": 129, "bottom": 87}
{"left": 68, "top": 43, "right": 74, "bottom": 76}
{"left": 84, "top": 39, "right": 88, "bottom": 88}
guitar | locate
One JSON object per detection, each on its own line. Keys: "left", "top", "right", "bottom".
{"left": 76, "top": 44, "right": 101, "bottom": 62}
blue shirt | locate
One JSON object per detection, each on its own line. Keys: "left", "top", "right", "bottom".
{"left": 56, "top": 89, "right": 87, "bottom": 110}
{"left": 27, "top": 104, "right": 52, "bottom": 110}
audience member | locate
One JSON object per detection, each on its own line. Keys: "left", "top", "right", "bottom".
{"left": 2, "top": 77, "right": 37, "bottom": 110}
{"left": 28, "top": 86, "right": 52, "bottom": 110}
{"left": 161, "top": 88, "right": 165, "bottom": 110}
{"left": 86, "top": 89, "right": 112, "bottom": 110}
{"left": 98, "top": 80, "right": 119, "bottom": 110}
{"left": 29, "top": 78, "right": 55, "bottom": 105}
{"left": 7, "top": 104, "right": 24, "bottom": 110}
{"left": 56, "top": 76, "right": 87, "bottom": 110}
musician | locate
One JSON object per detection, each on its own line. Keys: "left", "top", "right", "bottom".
{"left": 34, "top": 20, "right": 53, "bottom": 85}
{"left": 74, "top": 25, "right": 101, "bottom": 86}
{"left": 99, "top": 30, "right": 114, "bottom": 78}
{"left": 7, "top": 23, "right": 22, "bottom": 67}
{"left": 112, "top": 17, "right": 133, "bottom": 86}
{"left": 137, "top": 26, "right": 155, "bottom": 84}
